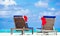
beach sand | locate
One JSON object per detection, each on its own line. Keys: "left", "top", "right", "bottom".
{"left": 0, "top": 32, "right": 60, "bottom": 36}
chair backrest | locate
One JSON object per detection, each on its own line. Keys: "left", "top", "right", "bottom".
{"left": 14, "top": 15, "right": 28, "bottom": 28}
{"left": 42, "top": 16, "right": 56, "bottom": 30}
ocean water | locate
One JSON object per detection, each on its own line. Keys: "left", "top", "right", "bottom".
{"left": 0, "top": 29, "right": 36, "bottom": 33}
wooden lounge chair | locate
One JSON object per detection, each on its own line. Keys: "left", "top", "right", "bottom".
{"left": 11, "top": 15, "right": 33, "bottom": 35}
{"left": 37, "top": 16, "right": 57, "bottom": 35}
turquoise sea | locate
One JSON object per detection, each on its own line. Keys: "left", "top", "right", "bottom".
{"left": 0, "top": 29, "right": 60, "bottom": 33}
{"left": 0, "top": 29, "right": 36, "bottom": 33}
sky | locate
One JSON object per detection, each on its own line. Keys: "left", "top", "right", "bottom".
{"left": 0, "top": 0, "right": 60, "bottom": 31}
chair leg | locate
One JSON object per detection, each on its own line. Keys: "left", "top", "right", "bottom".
{"left": 11, "top": 28, "right": 13, "bottom": 35}
{"left": 56, "top": 31, "right": 57, "bottom": 35}
{"left": 21, "top": 30, "right": 24, "bottom": 35}
{"left": 32, "top": 29, "right": 33, "bottom": 34}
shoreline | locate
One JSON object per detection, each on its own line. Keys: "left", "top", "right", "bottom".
{"left": 0, "top": 32, "right": 60, "bottom": 36}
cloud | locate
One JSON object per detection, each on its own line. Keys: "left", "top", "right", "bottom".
{"left": 40, "top": 12, "right": 55, "bottom": 16}
{"left": 38, "top": 11, "right": 60, "bottom": 19}
{"left": 39, "top": 12, "right": 53, "bottom": 19}
{"left": 0, "top": 8, "right": 30, "bottom": 18}
{"left": 0, "top": 0, "right": 17, "bottom": 7}
{"left": 14, "top": 9, "right": 30, "bottom": 15}
{"left": 39, "top": 11, "right": 60, "bottom": 17}
{"left": 48, "top": 8, "right": 55, "bottom": 11}
{"left": 0, "top": 0, "right": 3, "bottom": 4}
{"left": 35, "top": 1, "right": 48, "bottom": 8}
{"left": 55, "top": 11, "right": 60, "bottom": 16}
{"left": 0, "top": 0, "right": 30, "bottom": 18}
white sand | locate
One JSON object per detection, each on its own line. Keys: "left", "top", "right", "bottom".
{"left": 0, "top": 32, "right": 60, "bottom": 36}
